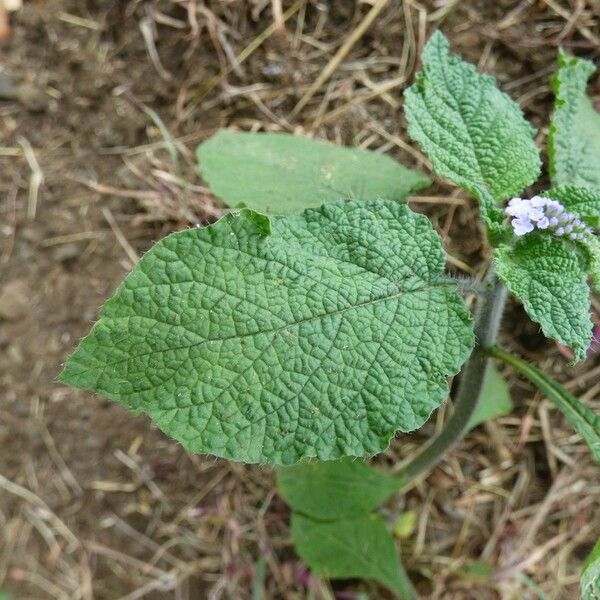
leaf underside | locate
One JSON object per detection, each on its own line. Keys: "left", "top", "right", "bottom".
{"left": 291, "top": 513, "right": 415, "bottom": 599}
{"left": 60, "top": 199, "right": 474, "bottom": 465}
{"left": 404, "top": 31, "right": 541, "bottom": 239}
{"left": 495, "top": 233, "right": 592, "bottom": 362}
{"left": 197, "top": 130, "right": 430, "bottom": 215}
{"left": 549, "top": 50, "right": 600, "bottom": 190}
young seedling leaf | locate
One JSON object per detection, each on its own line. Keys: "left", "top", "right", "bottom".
{"left": 404, "top": 31, "right": 541, "bottom": 239}
{"left": 489, "top": 347, "right": 600, "bottom": 463}
{"left": 467, "top": 364, "right": 513, "bottom": 430}
{"left": 495, "top": 233, "right": 592, "bottom": 362}
{"left": 197, "top": 130, "right": 430, "bottom": 215}
{"left": 582, "top": 538, "right": 600, "bottom": 600}
{"left": 549, "top": 50, "right": 600, "bottom": 190}
{"left": 291, "top": 513, "right": 416, "bottom": 599}
{"left": 60, "top": 199, "right": 474, "bottom": 465}
{"left": 277, "top": 458, "right": 399, "bottom": 520}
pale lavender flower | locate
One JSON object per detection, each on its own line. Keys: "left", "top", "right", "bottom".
{"left": 505, "top": 196, "right": 592, "bottom": 240}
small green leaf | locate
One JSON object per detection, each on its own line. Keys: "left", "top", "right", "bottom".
{"left": 549, "top": 50, "right": 600, "bottom": 190}
{"left": 468, "top": 363, "right": 513, "bottom": 430}
{"left": 582, "top": 538, "right": 600, "bottom": 600}
{"left": 277, "top": 458, "right": 399, "bottom": 520}
{"left": 404, "top": 32, "right": 541, "bottom": 239}
{"left": 60, "top": 199, "right": 474, "bottom": 465}
{"left": 546, "top": 186, "right": 600, "bottom": 228}
{"left": 488, "top": 347, "right": 600, "bottom": 463}
{"left": 291, "top": 513, "right": 416, "bottom": 599}
{"left": 197, "top": 130, "right": 430, "bottom": 215}
{"left": 456, "top": 561, "right": 494, "bottom": 583}
{"left": 392, "top": 511, "right": 417, "bottom": 539}
{"left": 495, "top": 233, "right": 592, "bottom": 362}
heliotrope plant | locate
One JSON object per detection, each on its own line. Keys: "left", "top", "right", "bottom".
{"left": 60, "top": 32, "right": 600, "bottom": 598}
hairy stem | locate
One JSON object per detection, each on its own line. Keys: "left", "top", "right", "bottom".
{"left": 394, "top": 265, "right": 508, "bottom": 488}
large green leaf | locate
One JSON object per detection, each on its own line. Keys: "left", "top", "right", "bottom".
{"left": 495, "top": 234, "right": 592, "bottom": 362}
{"left": 60, "top": 199, "right": 474, "bottom": 465}
{"left": 404, "top": 31, "right": 540, "bottom": 239}
{"left": 197, "top": 130, "right": 430, "bottom": 215}
{"left": 291, "top": 513, "right": 415, "bottom": 599}
{"left": 488, "top": 347, "right": 600, "bottom": 463}
{"left": 549, "top": 50, "right": 600, "bottom": 190}
{"left": 467, "top": 364, "right": 513, "bottom": 430}
{"left": 277, "top": 458, "right": 399, "bottom": 520}
{"left": 582, "top": 538, "right": 600, "bottom": 599}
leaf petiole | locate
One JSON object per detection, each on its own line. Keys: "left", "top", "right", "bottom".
{"left": 394, "top": 265, "right": 508, "bottom": 488}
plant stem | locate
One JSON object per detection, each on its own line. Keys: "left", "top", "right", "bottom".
{"left": 394, "top": 265, "right": 508, "bottom": 488}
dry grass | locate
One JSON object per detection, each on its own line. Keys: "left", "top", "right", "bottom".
{"left": 1, "top": 0, "right": 600, "bottom": 598}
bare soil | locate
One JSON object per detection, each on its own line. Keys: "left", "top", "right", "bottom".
{"left": 1, "top": 1, "right": 599, "bottom": 599}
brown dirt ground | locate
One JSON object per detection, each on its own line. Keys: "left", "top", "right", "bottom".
{"left": 1, "top": 1, "right": 599, "bottom": 598}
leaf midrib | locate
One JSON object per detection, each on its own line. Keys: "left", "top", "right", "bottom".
{"left": 72, "top": 282, "right": 445, "bottom": 375}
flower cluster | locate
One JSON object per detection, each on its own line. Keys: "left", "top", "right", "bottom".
{"left": 506, "top": 196, "right": 591, "bottom": 239}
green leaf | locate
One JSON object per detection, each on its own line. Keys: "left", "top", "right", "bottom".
{"left": 549, "top": 50, "right": 600, "bottom": 190}
{"left": 291, "top": 513, "right": 416, "bottom": 599}
{"left": 277, "top": 458, "right": 399, "bottom": 520}
{"left": 468, "top": 363, "right": 513, "bottom": 430}
{"left": 392, "top": 511, "right": 417, "bottom": 539}
{"left": 495, "top": 233, "right": 592, "bottom": 362}
{"left": 197, "top": 130, "right": 430, "bottom": 215}
{"left": 488, "top": 347, "right": 600, "bottom": 463}
{"left": 60, "top": 199, "right": 474, "bottom": 465}
{"left": 579, "top": 235, "right": 600, "bottom": 294}
{"left": 456, "top": 561, "right": 494, "bottom": 583}
{"left": 404, "top": 32, "right": 541, "bottom": 239}
{"left": 582, "top": 538, "right": 600, "bottom": 600}
{"left": 544, "top": 187, "right": 600, "bottom": 292}
{"left": 546, "top": 185, "right": 600, "bottom": 228}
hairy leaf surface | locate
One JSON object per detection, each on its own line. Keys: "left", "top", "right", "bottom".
{"left": 549, "top": 51, "right": 600, "bottom": 190}
{"left": 197, "top": 130, "right": 430, "bottom": 215}
{"left": 60, "top": 199, "right": 474, "bottom": 465}
{"left": 495, "top": 234, "right": 592, "bottom": 362}
{"left": 544, "top": 187, "right": 600, "bottom": 291}
{"left": 582, "top": 538, "right": 600, "bottom": 600}
{"left": 404, "top": 32, "right": 540, "bottom": 238}
{"left": 291, "top": 514, "right": 415, "bottom": 599}
{"left": 277, "top": 458, "right": 399, "bottom": 520}
{"left": 546, "top": 185, "right": 600, "bottom": 227}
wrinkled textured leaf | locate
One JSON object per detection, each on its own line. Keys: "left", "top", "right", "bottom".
{"left": 489, "top": 347, "right": 600, "bottom": 463}
{"left": 277, "top": 458, "right": 399, "bottom": 520}
{"left": 60, "top": 199, "right": 474, "bottom": 465}
{"left": 495, "top": 234, "right": 592, "bottom": 362}
{"left": 291, "top": 513, "right": 415, "bottom": 599}
{"left": 544, "top": 187, "right": 600, "bottom": 292}
{"left": 549, "top": 51, "right": 600, "bottom": 190}
{"left": 468, "top": 364, "right": 513, "bottom": 430}
{"left": 404, "top": 32, "right": 540, "bottom": 239}
{"left": 582, "top": 538, "right": 600, "bottom": 600}
{"left": 579, "top": 235, "right": 600, "bottom": 294}
{"left": 197, "top": 130, "right": 430, "bottom": 215}
{"left": 546, "top": 185, "right": 600, "bottom": 228}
